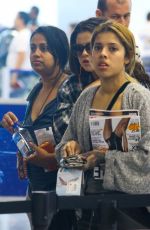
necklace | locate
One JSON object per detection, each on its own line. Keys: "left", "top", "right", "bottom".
{"left": 38, "top": 72, "right": 63, "bottom": 116}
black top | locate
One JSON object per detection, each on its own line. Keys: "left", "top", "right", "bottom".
{"left": 24, "top": 74, "right": 95, "bottom": 191}
{"left": 23, "top": 82, "right": 59, "bottom": 191}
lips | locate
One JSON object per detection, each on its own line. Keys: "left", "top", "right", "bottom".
{"left": 82, "top": 59, "right": 90, "bottom": 64}
{"left": 98, "top": 62, "right": 108, "bottom": 67}
{"left": 97, "top": 62, "right": 109, "bottom": 70}
{"left": 82, "top": 60, "right": 89, "bottom": 63}
{"left": 32, "top": 60, "right": 42, "bottom": 65}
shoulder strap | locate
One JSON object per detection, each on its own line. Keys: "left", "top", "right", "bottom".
{"left": 107, "top": 81, "right": 130, "bottom": 110}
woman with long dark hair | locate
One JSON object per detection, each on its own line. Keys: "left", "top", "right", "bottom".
{"left": 2, "top": 25, "right": 75, "bottom": 230}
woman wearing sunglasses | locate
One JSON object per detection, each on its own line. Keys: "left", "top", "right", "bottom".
{"left": 55, "top": 17, "right": 150, "bottom": 143}
{"left": 54, "top": 17, "right": 107, "bottom": 140}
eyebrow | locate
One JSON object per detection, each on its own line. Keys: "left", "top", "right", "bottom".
{"left": 111, "top": 12, "right": 130, "bottom": 16}
{"left": 94, "top": 42, "right": 119, "bottom": 45}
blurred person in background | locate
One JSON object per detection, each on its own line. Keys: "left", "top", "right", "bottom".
{"left": 96, "top": 0, "right": 131, "bottom": 27}
{"left": 6, "top": 11, "right": 38, "bottom": 98}
{"left": 28, "top": 6, "right": 40, "bottom": 32}
{"left": 0, "top": 26, "right": 16, "bottom": 97}
{"left": 0, "top": 27, "right": 15, "bottom": 69}
{"left": 95, "top": 0, "right": 150, "bottom": 89}
{"left": 139, "top": 12, "right": 150, "bottom": 75}
{"left": 95, "top": 0, "right": 142, "bottom": 62}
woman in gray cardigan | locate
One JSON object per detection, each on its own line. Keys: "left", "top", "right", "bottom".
{"left": 56, "top": 20, "right": 150, "bottom": 195}
{"left": 56, "top": 21, "right": 150, "bottom": 229}
{"left": 56, "top": 82, "right": 150, "bottom": 193}
{"left": 56, "top": 21, "right": 150, "bottom": 228}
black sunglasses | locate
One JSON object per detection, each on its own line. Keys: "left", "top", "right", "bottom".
{"left": 72, "top": 43, "right": 91, "bottom": 57}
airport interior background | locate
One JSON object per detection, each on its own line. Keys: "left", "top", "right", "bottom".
{"left": 0, "top": 0, "right": 150, "bottom": 229}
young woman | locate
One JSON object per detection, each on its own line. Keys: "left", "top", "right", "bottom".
{"left": 56, "top": 21, "right": 150, "bottom": 228}
{"left": 2, "top": 26, "right": 74, "bottom": 229}
{"left": 54, "top": 17, "right": 107, "bottom": 139}
{"left": 55, "top": 17, "right": 150, "bottom": 143}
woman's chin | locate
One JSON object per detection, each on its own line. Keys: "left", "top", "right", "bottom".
{"left": 82, "top": 66, "right": 93, "bottom": 72}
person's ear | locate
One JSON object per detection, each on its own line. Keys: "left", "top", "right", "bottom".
{"left": 96, "top": 9, "right": 103, "bottom": 17}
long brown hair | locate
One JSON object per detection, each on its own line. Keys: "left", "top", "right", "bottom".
{"left": 91, "top": 20, "right": 150, "bottom": 89}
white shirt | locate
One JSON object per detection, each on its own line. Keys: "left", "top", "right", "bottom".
{"left": 6, "top": 28, "right": 32, "bottom": 71}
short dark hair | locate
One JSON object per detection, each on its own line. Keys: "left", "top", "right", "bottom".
{"left": 97, "top": 0, "right": 132, "bottom": 12}
{"left": 18, "top": 11, "right": 30, "bottom": 25}
{"left": 31, "top": 6, "right": 39, "bottom": 16}
{"left": 31, "top": 26, "right": 69, "bottom": 70}
{"left": 69, "top": 17, "right": 107, "bottom": 85}
{"left": 97, "top": 0, "right": 108, "bottom": 12}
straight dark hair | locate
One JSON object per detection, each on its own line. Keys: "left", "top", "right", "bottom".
{"left": 31, "top": 26, "right": 69, "bottom": 71}
{"left": 69, "top": 17, "right": 107, "bottom": 87}
{"left": 18, "top": 11, "right": 30, "bottom": 25}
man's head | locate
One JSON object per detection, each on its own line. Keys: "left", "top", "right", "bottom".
{"left": 96, "top": 0, "right": 132, "bottom": 27}
{"left": 29, "top": 6, "right": 39, "bottom": 22}
{"left": 147, "top": 12, "right": 150, "bottom": 22}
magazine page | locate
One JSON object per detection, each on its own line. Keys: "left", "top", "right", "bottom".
{"left": 89, "top": 109, "right": 141, "bottom": 181}
{"left": 89, "top": 110, "right": 141, "bottom": 152}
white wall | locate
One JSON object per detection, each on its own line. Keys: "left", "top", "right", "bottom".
{"left": 0, "top": 0, "right": 149, "bottom": 34}
{"left": 0, "top": 0, "right": 58, "bottom": 28}
{"left": 0, "top": 0, "right": 149, "bottom": 99}
{"left": 130, "top": 0, "right": 150, "bottom": 33}
{"left": 57, "top": 0, "right": 150, "bottom": 37}
{"left": 57, "top": 0, "right": 97, "bottom": 35}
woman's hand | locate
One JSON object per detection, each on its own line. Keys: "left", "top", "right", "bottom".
{"left": 25, "top": 142, "right": 58, "bottom": 171}
{"left": 83, "top": 147, "right": 107, "bottom": 170}
{"left": 62, "top": 140, "right": 81, "bottom": 158}
{"left": 2, "top": 112, "right": 18, "bottom": 133}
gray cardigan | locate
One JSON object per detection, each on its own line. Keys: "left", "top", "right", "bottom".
{"left": 56, "top": 83, "right": 150, "bottom": 194}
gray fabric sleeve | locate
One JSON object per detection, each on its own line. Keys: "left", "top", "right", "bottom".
{"left": 103, "top": 84, "right": 150, "bottom": 194}
{"left": 55, "top": 89, "right": 88, "bottom": 162}
{"left": 55, "top": 108, "right": 78, "bottom": 162}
